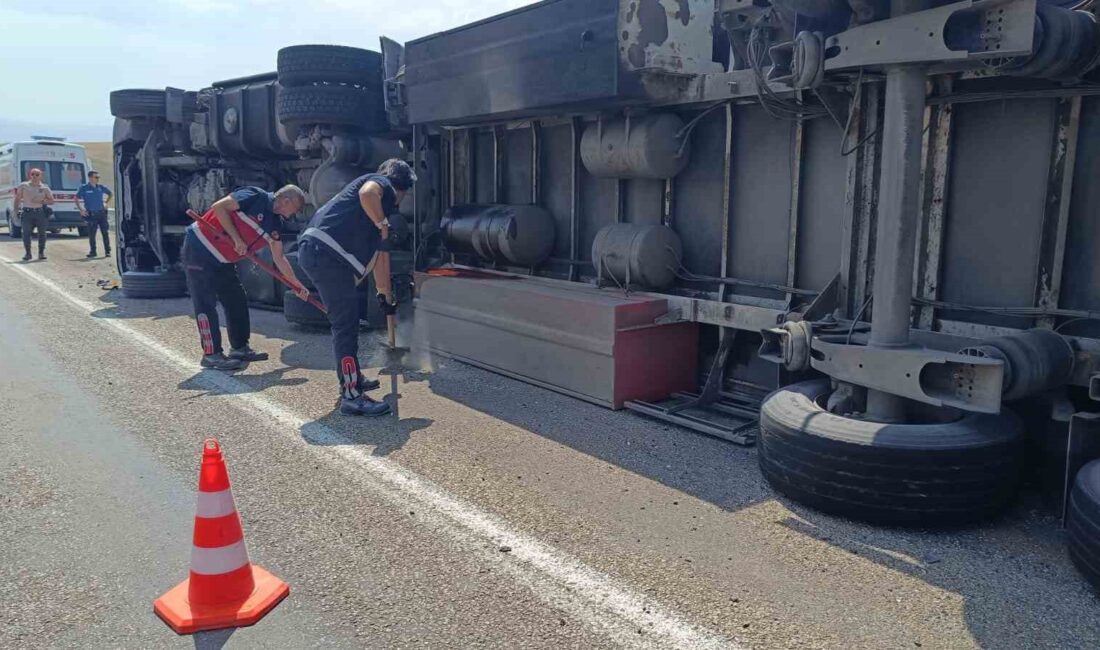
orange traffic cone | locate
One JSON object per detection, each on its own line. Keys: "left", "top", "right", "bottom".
{"left": 154, "top": 438, "right": 289, "bottom": 634}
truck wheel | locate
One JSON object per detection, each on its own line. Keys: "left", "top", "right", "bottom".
{"left": 277, "top": 45, "right": 384, "bottom": 88}
{"left": 120, "top": 270, "right": 188, "bottom": 299}
{"left": 77, "top": 226, "right": 89, "bottom": 237}
{"left": 1069, "top": 459, "right": 1100, "bottom": 591}
{"left": 758, "top": 379, "right": 1025, "bottom": 527}
{"left": 283, "top": 290, "right": 329, "bottom": 329}
{"left": 10, "top": 223, "right": 22, "bottom": 239}
{"left": 276, "top": 85, "right": 386, "bottom": 133}
{"left": 109, "top": 89, "right": 167, "bottom": 119}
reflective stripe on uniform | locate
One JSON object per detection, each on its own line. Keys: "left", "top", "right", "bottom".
{"left": 234, "top": 211, "right": 271, "bottom": 243}
{"left": 302, "top": 227, "right": 367, "bottom": 275}
{"left": 190, "top": 539, "right": 250, "bottom": 575}
{"left": 191, "top": 225, "right": 231, "bottom": 264}
{"left": 194, "top": 488, "right": 237, "bottom": 519}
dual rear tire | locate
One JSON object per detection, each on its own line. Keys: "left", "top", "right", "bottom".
{"left": 276, "top": 45, "right": 383, "bottom": 88}
{"left": 275, "top": 45, "right": 387, "bottom": 135}
{"left": 758, "top": 379, "right": 1025, "bottom": 527}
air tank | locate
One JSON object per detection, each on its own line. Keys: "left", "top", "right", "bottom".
{"left": 580, "top": 114, "right": 691, "bottom": 180}
{"left": 307, "top": 135, "right": 407, "bottom": 207}
{"left": 441, "top": 204, "right": 556, "bottom": 267}
{"left": 591, "top": 224, "right": 682, "bottom": 291}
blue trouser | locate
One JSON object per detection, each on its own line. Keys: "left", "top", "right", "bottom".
{"left": 182, "top": 234, "right": 251, "bottom": 356}
{"left": 86, "top": 209, "right": 110, "bottom": 254}
{"left": 297, "top": 237, "right": 365, "bottom": 399}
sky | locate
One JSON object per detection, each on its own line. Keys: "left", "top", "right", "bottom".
{"left": 0, "top": 0, "right": 536, "bottom": 141}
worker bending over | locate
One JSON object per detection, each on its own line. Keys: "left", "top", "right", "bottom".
{"left": 183, "top": 185, "right": 309, "bottom": 371}
{"left": 297, "top": 159, "right": 415, "bottom": 416}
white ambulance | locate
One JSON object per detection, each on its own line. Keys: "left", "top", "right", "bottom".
{"left": 0, "top": 137, "right": 90, "bottom": 238}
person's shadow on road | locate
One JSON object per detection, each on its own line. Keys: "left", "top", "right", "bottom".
{"left": 300, "top": 404, "right": 432, "bottom": 457}
{"left": 90, "top": 288, "right": 189, "bottom": 322}
{"left": 176, "top": 365, "right": 308, "bottom": 400}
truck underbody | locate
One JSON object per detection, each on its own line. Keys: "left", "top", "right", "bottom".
{"left": 110, "top": 0, "right": 1100, "bottom": 589}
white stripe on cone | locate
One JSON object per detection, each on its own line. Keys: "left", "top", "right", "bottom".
{"left": 194, "top": 489, "right": 237, "bottom": 519}
{"left": 190, "top": 539, "right": 250, "bottom": 575}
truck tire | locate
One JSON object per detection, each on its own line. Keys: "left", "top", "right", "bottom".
{"left": 109, "top": 89, "right": 167, "bottom": 119}
{"left": 120, "top": 270, "right": 188, "bottom": 298}
{"left": 283, "top": 290, "right": 329, "bottom": 329}
{"left": 77, "top": 226, "right": 89, "bottom": 237}
{"left": 758, "top": 379, "right": 1025, "bottom": 527}
{"left": 8, "top": 211, "right": 20, "bottom": 239}
{"left": 276, "top": 85, "right": 386, "bottom": 133}
{"left": 277, "top": 45, "right": 384, "bottom": 88}
{"left": 1069, "top": 459, "right": 1100, "bottom": 591}
{"left": 284, "top": 250, "right": 316, "bottom": 290}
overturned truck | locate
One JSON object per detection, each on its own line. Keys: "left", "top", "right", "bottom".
{"left": 109, "top": 44, "right": 411, "bottom": 324}
{"left": 112, "top": 0, "right": 1100, "bottom": 589}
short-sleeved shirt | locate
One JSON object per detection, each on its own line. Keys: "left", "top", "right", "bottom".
{"left": 76, "top": 183, "right": 112, "bottom": 211}
{"left": 300, "top": 174, "right": 394, "bottom": 278}
{"left": 18, "top": 182, "right": 52, "bottom": 208}
{"left": 186, "top": 186, "right": 283, "bottom": 265}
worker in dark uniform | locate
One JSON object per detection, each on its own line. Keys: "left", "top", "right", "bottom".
{"left": 297, "top": 159, "right": 416, "bottom": 417}
{"left": 182, "top": 184, "right": 309, "bottom": 371}
{"left": 75, "top": 170, "right": 113, "bottom": 257}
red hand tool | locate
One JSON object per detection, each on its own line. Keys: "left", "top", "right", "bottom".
{"left": 186, "top": 208, "right": 328, "bottom": 314}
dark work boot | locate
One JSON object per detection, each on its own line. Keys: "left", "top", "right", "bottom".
{"left": 86, "top": 251, "right": 97, "bottom": 258}
{"left": 200, "top": 353, "right": 243, "bottom": 371}
{"left": 229, "top": 345, "right": 269, "bottom": 362}
{"left": 340, "top": 395, "right": 391, "bottom": 417}
{"left": 336, "top": 376, "right": 380, "bottom": 402}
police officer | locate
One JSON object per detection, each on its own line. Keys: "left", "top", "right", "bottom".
{"left": 297, "top": 159, "right": 415, "bottom": 417}
{"left": 183, "top": 184, "right": 309, "bottom": 371}
{"left": 13, "top": 168, "right": 54, "bottom": 261}
{"left": 75, "top": 170, "right": 113, "bottom": 257}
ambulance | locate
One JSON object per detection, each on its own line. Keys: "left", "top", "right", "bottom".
{"left": 0, "top": 137, "right": 89, "bottom": 238}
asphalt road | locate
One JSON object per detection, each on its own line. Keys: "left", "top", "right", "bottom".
{"left": 1, "top": 232, "right": 1098, "bottom": 650}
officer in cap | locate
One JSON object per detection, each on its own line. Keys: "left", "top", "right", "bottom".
{"left": 297, "top": 159, "right": 416, "bottom": 416}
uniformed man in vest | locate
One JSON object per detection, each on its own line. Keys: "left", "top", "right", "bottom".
{"left": 183, "top": 184, "right": 309, "bottom": 371}
{"left": 13, "top": 168, "right": 55, "bottom": 261}
{"left": 297, "top": 159, "right": 416, "bottom": 417}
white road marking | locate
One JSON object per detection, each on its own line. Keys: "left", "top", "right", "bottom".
{"left": 0, "top": 255, "right": 743, "bottom": 650}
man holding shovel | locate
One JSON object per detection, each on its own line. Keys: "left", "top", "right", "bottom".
{"left": 297, "top": 159, "right": 415, "bottom": 417}
{"left": 183, "top": 185, "right": 309, "bottom": 371}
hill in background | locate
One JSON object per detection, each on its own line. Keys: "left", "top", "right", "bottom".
{"left": 79, "top": 143, "right": 113, "bottom": 192}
